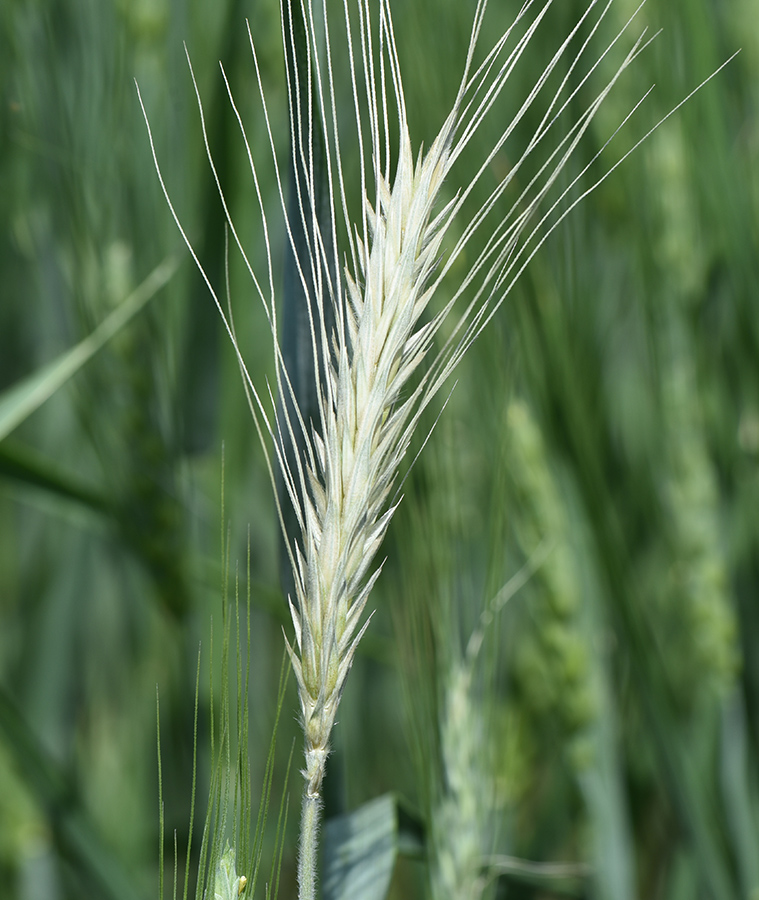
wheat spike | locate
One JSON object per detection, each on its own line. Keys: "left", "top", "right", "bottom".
{"left": 276, "top": 0, "right": 652, "bottom": 806}
{"left": 136, "top": 0, "right": 714, "bottom": 895}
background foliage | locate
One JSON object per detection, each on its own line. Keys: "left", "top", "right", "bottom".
{"left": 1, "top": 0, "right": 758, "bottom": 898}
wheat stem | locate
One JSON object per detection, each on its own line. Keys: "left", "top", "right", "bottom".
{"left": 298, "top": 793, "right": 321, "bottom": 900}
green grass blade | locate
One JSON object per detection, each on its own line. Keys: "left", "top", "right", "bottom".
{"left": 0, "top": 256, "right": 177, "bottom": 443}
{"left": 720, "top": 691, "right": 759, "bottom": 899}
{"left": 0, "top": 439, "right": 110, "bottom": 513}
{"left": 158, "top": 688, "right": 165, "bottom": 900}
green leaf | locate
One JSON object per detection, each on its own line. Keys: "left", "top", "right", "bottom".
{"left": 573, "top": 503, "right": 636, "bottom": 900}
{"left": 322, "top": 794, "right": 399, "bottom": 900}
{"left": 720, "top": 691, "right": 759, "bottom": 899}
{"left": 0, "top": 256, "right": 178, "bottom": 443}
{"left": 0, "top": 439, "right": 110, "bottom": 513}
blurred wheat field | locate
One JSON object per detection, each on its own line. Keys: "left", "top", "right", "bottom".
{"left": 1, "top": 0, "right": 759, "bottom": 899}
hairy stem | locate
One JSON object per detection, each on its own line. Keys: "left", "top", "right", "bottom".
{"left": 298, "top": 791, "right": 321, "bottom": 900}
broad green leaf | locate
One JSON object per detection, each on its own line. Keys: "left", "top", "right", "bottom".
{"left": 0, "top": 256, "right": 178, "bottom": 443}
{"left": 322, "top": 794, "right": 398, "bottom": 900}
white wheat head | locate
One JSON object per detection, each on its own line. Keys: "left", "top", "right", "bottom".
{"left": 137, "top": 0, "right": 698, "bottom": 810}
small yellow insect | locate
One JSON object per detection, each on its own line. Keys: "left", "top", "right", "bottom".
{"left": 238, "top": 875, "right": 247, "bottom": 896}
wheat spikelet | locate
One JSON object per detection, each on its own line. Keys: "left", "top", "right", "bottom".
{"left": 431, "top": 661, "right": 491, "bottom": 900}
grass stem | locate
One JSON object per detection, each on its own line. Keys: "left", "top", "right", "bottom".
{"left": 298, "top": 792, "right": 322, "bottom": 900}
